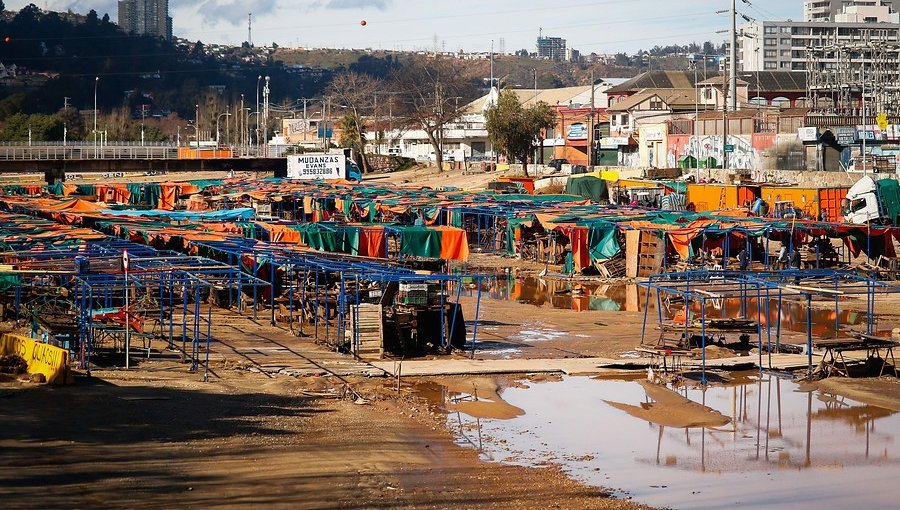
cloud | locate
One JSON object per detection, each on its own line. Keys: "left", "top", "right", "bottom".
{"left": 325, "top": 0, "right": 391, "bottom": 10}
{"left": 189, "top": 0, "right": 278, "bottom": 27}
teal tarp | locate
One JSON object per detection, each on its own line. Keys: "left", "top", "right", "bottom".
{"left": 587, "top": 225, "right": 621, "bottom": 261}
{"left": 100, "top": 207, "right": 256, "bottom": 221}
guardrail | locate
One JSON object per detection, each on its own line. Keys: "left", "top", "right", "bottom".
{"left": 0, "top": 144, "right": 269, "bottom": 161}
{"left": 0, "top": 145, "right": 177, "bottom": 161}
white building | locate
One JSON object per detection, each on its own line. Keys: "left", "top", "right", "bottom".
{"left": 805, "top": 0, "right": 900, "bottom": 21}
{"left": 739, "top": 3, "right": 900, "bottom": 72}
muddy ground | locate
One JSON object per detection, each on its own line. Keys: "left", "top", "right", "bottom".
{"left": 0, "top": 365, "right": 657, "bottom": 510}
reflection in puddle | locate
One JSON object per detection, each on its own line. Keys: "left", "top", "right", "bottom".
{"left": 457, "top": 274, "right": 873, "bottom": 337}
{"left": 418, "top": 374, "right": 899, "bottom": 510}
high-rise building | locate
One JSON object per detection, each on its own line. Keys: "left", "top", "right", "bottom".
{"left": 804, "top": 0, "right": 900, "bottom": 21}
{"left": 740, "top": 3, "right": 900, "bottom": 72}
{"left": 118, "top": 0, "right": 172, "bottom": 40}
{"left": 536, "top": 36, "right": 566, "bottom": 61}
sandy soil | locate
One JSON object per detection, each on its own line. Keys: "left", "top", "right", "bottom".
{"left": 367, "top": 164, "right": 503, "bottom": 190}
{"left": 0, "top": 365, "right": 654, "bottom": 510}
{"left": 813, "top": 376, "right": 900, "bottom": 412}
{"left": 457, "top": 294, "right": 648, "bottom": 360}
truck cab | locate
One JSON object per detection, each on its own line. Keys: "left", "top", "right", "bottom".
{"left": 843, "top": 175, "right": 900, "bottom": 225}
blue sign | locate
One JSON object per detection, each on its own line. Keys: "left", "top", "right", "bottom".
{"left": 567, "top": 123, "right": 587, "bottom": 140}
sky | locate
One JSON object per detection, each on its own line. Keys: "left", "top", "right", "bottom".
{"left": 8, "top": 0, "right": 800, "bottom": 53}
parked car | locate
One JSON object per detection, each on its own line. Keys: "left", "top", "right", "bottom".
{"left": 548, "top": 158, "right": 569, "bottom": 172}
{"left": 428, "top": 151, "right": 455, "bottom": 162}
{"left": 387, "top": 147, "right": 402, "bottom": 156}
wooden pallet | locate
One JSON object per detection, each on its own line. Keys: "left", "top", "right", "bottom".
{"left": 349, "top": 303, "right": 384, "bottom": 360}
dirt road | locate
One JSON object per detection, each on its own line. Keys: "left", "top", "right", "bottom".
{"left": 0, "top": 365, "right": 654, "bottom": 510}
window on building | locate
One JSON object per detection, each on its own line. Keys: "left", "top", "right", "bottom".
{"left": 620, "top": 114, "right": 629, "bottom": 126}
{"left": 780, "top": 38, "right": 791, "bottom": 45}
{"left": 781, "top": 26, "right": 791, "bottom": 34}
{"left": 649, "top": 98, "right": 664, "bottom": 110}
{"left": 764, "top": 49, "right": 777, "bottom": 58}
{"left": 780, "top": 50, "right": 790, "bottom": 57}
{"left": 764, "top": 37, "right": 777, "bottom": 46}
{"left": 764, "top": 26, "right": 777, "bottom": 34}
{"left": 764, "top": 61, "right": 777, "bottom": 69}
{"left": 780, "top": 62, "right": 790, "bottom": 69}
{"left": 704, "top": 87, "right": 714, "bottom": 100}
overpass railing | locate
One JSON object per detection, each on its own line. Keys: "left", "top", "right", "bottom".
{"left": 0, "top": 144, "right": 180, "bottom": 161}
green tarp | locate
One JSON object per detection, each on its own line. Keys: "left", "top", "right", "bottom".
{"left": 565, "top": 176, "right": 607, "bottom": 202}
{"left": 399, "top": 227, "right": 442, "bottom": 259}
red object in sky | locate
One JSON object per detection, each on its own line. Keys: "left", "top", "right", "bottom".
{"left": 4, "top": 37, "right": 10, "bottom": 43}
{"left": 360, "top": 20, "right": 367, "bottom": 26}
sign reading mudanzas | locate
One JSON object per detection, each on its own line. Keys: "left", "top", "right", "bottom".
{"left": 287, "top": 154, "right": 345, "bottom": 180}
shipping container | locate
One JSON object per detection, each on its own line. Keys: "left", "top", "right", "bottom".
{"left": 687, "top": 184, "right": 740, "bottom": 211}
{"left": 759, "top": 186, "right": 848, "bottom": 221}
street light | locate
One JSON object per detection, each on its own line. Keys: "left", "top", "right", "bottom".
{"left": 215, "top": 112, "right": 232, "bottom": 148}
{"left": 256, "top": 75, "right": 262, "bottom": 152}
{"left": 140, "top": 104, "right": 148, "bottom": 146}
{"left": 93, "top": 76, "right": 99, "bottom": 157}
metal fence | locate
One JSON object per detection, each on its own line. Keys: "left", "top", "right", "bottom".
{"left": 0, "top": 143, "right": 179, "bottom": 161}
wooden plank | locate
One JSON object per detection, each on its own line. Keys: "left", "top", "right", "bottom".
{"left": 625, "top": 230, "right": 641, "bottom": 278}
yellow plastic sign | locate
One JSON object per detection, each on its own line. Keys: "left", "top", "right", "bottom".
{"left": 0, "top": 333, "right": 72, "bottom": 384}
{"left": 877, "top": 113, "right": 888, "bottom": 131}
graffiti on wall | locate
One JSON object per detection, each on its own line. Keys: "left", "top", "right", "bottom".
{"left": 666, "top": 135, "right": 759, "bottom": 170}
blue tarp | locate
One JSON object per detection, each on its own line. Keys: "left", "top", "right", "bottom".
{"left": 100, "top": 208, "right": 256, "bottom": 222}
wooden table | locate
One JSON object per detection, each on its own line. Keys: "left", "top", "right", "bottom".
{"left": 814, "top": 333, "right": 899, "bottom": 378}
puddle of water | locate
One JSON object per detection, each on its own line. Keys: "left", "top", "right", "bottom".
{"left": 419, "top": 374, "right": 899, "bottom": 510}
{"left": 457, "top": 274, "right": 881, "bottom": 338}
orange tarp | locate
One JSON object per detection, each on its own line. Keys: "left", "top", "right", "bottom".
{"left": 359, "top": 226, "right": 386, "bottom": 258}
{"left": 435, "top": 226, "right": 470, "bottom": 262}
{"left": 45, "top": 199, "right": 103, "bottom": 213}
{"left": 158, "top": 184, "right": 177, "bottom": 211}
{"left": 257, "top": 223, "right": 301, "bottom": 244}
{"left": 569, "top": 227, "right": 591, "bottom": 272}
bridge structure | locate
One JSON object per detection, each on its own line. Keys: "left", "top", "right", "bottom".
{"left": 0, "top": 142, "right": 287, "bottom": 182}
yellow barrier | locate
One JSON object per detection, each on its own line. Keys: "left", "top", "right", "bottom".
{"left": 0, "top": 333, "right": 72, "bottom": 384}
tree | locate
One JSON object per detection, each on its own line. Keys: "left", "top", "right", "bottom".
{"left": 326, "top": 71, "right": 380, "bottom": 173}
{"left": 0, "top": 113, "right": 64, "bottom": 141}
{"left": 392, "top": 57, "right": 478, "bottom": 172}
{"left": 485, "top": 89, "right": 556, "bottom": 177}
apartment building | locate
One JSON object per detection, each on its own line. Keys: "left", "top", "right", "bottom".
{"left": 805, "top": 0, "right": 900, "bottom": 21}
{"left": 537, "top": 36, "right": 567, "bottom": 61}
{"left": 118, "top": 0, "right": 172, "bottom": 40}
{"left": 739, "top": 3, "right": 900, "bottom": 72}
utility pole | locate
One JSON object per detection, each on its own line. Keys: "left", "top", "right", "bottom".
{"left": 862, "top": 70, "right": 867, "bottom": 175}
{"left": 490, "top": 40, "right": 495, "bottom": 94}
{"left": 303, "top": 98, "right": 309, "bottom": 142}
{"left": 589, "top": 69, "right": 595, "bottom": 168}
{"left": 729, "top": 0, "right": 737, "bottom": 112}
{"left": 723, "top": 71, "right": 729, "bottom": 170}
{"left": 692, "top": 60, "right": 699, "bottom": 173}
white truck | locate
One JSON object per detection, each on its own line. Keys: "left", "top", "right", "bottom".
{"left": 286, "top": 153, "right": 361, "bottom": 181}
{"left": 843, "top": 175, "right": 900, "bottom": 225}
